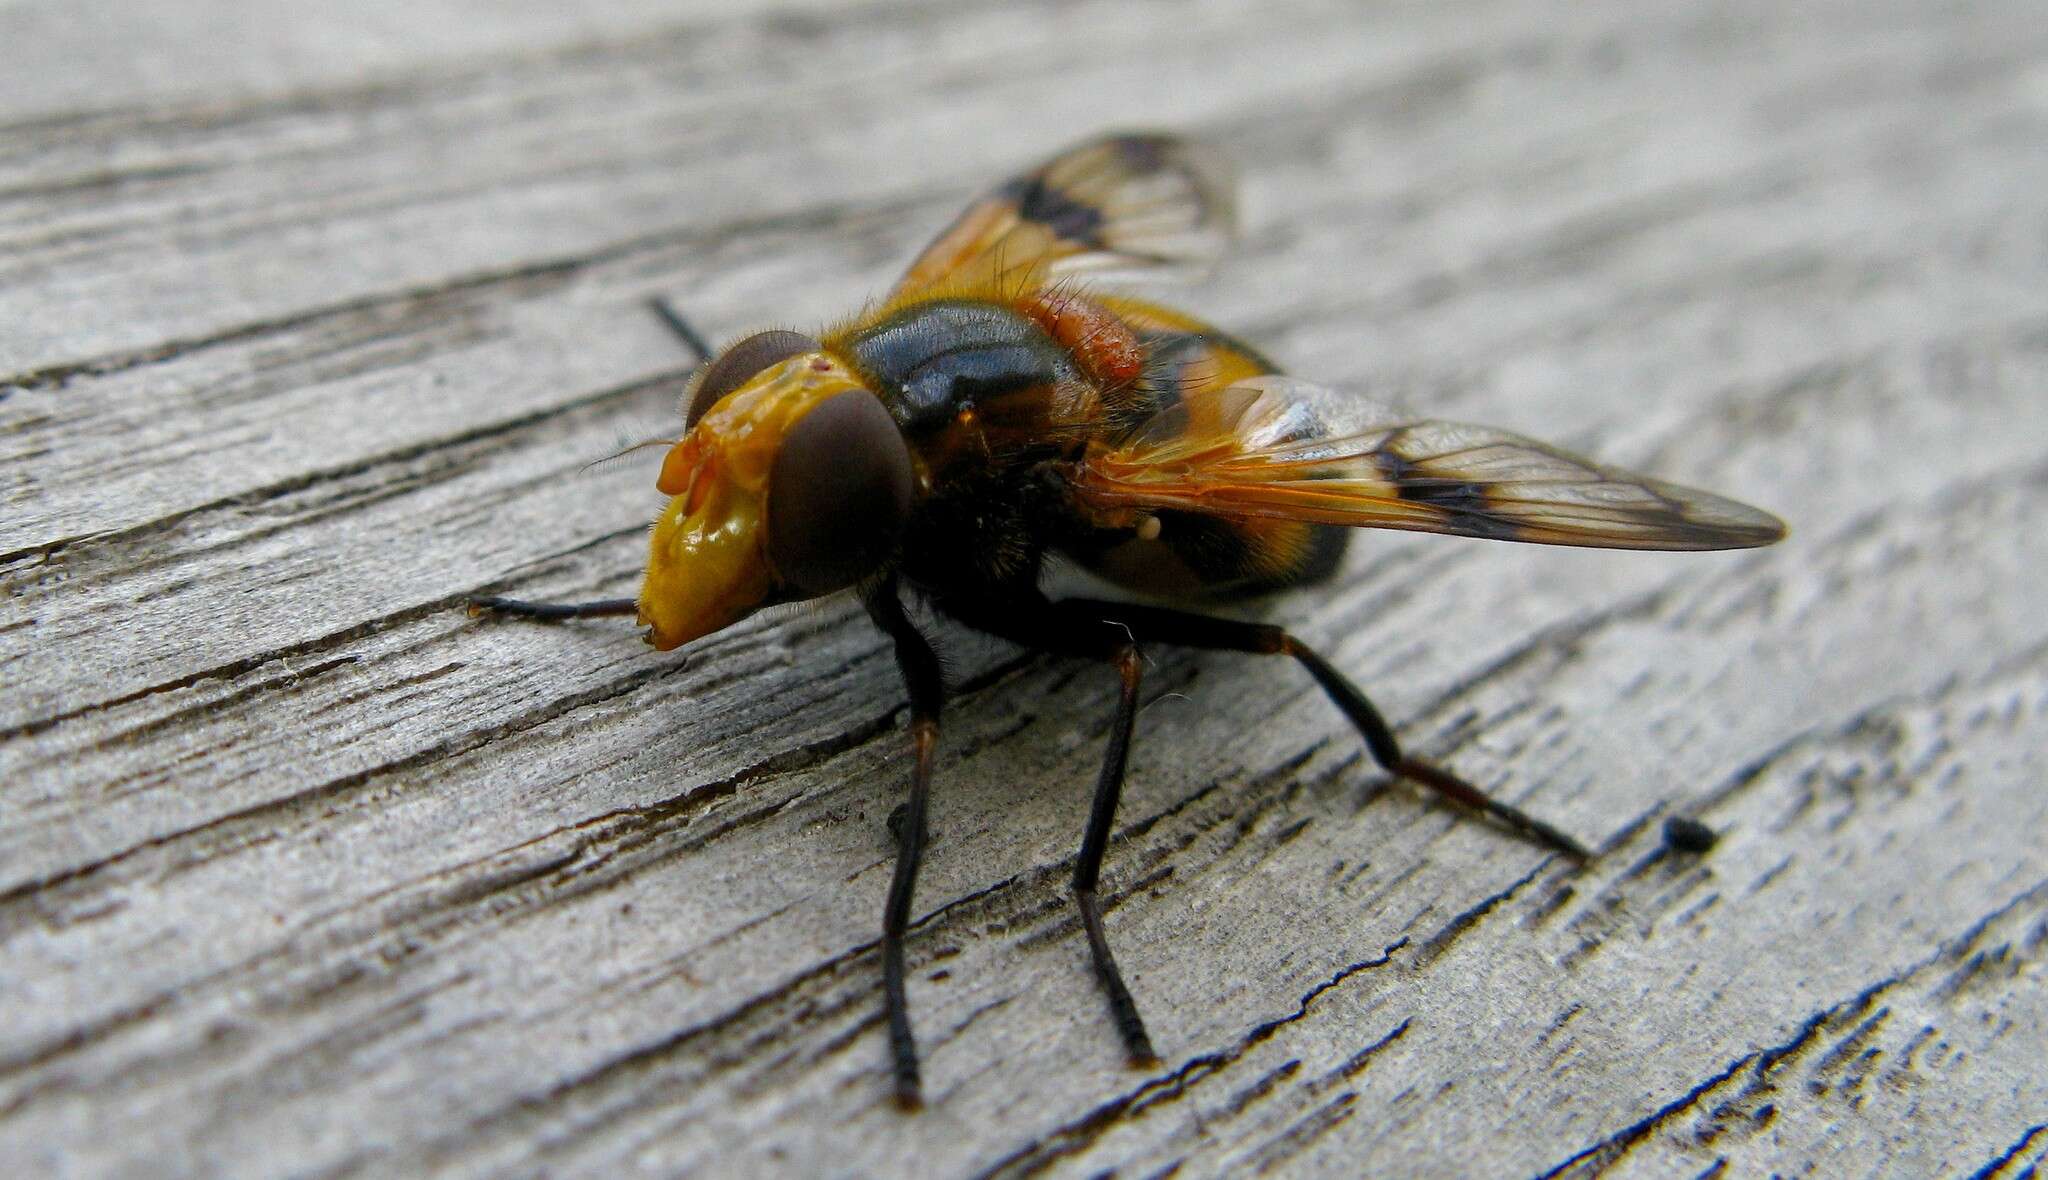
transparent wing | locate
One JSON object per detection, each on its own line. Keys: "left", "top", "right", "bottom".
{"left": 893, "top": 132, "right": 1236, "bottom": 297}
{"left": 1073, "top": 377, "right": 1787, "bottom": 551}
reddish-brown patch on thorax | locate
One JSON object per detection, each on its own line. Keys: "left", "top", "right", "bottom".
{"left": 1023, "top": 290, "right": 1144, "bottom": 388}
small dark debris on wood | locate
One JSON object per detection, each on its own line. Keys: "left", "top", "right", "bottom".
{"left": 1664, "top": 816, "right": 1719, "bottom": 854}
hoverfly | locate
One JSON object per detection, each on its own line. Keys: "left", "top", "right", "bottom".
{"left": 472, "top": 132, "right": 1785, "bottom": 1108}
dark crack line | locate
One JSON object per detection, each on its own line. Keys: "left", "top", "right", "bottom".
{"left": 1531, "top": 877, "right": 2048, "bottom": 1179}
{"left": 1969, "top": 1122, "right": 2048, "bottom": 1180}
{"left": 1662, "top": 629, "right": 2048, "bottom": 861}
{"left": 1319, "top": 1016, "right": 1413, "bottom": 1090}
{"left": 0, "top": 609, "right": 462, "bottom": 745}
{"left": 5, "top": 509, "right": 684, "bottom": 744}
{"left": 1245, "top": 1089, "right": 1360, "bottom": 1175}
{"left": 977, "top": 940, "right": 1412, "bottom": 1179}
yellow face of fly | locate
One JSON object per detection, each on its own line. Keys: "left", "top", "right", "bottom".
{"left": 636, "top": 351, "right": 869, "bottom": 650}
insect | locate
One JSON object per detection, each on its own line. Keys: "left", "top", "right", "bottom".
{"left": 471, "top": 132, "right": 1785, "bottom": 1107}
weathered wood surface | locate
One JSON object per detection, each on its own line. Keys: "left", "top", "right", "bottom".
{"left": 3, "top": 0, "right": 2045, "bottom": 1175}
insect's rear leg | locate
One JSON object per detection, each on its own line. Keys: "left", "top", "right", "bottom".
{"left": 1051, "top": 599, "right": 1592, "bottom": 861}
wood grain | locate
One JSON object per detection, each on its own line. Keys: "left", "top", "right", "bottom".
{"left": 4, "top": 0, "right": 2044, "bottom": 1176}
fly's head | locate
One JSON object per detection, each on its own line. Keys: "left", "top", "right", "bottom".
{"left": 637, "top": 333, "right": 915, "bottom": 650}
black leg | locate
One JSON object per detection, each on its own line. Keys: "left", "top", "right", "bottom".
{"left": 933, "top": 594, "right": 1161, "bottom": 1065}
{"left": 1049, "top": 600, "right": 1591, "bottom": 861}
{"left": 1073, "top": 644, "right": 1159, "bottom": 1065}
{"left": 864, "top": 579, "right": 945, "bottom": 1110}
{"left": 467, "top": 596, "right": 638, "bottom": 621}
{"left": 472, "top": 305, "right": 701, "bottom": 627}
{"left": 646, "top": 296, "right": 713, "bottom": 364}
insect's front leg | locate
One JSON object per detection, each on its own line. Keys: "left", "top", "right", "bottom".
{"left": 466, "top": 303, "right": 710, "bottom": 624}
{"left": 468, "top": 596, "right": 638, "bottom": 621}
{"left": 862, "top": 577, "right": 945, "bottom": 1110}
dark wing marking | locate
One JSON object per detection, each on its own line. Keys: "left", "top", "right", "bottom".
{"left": 893, "top": 132, "right": 1236, "bottom": 297}
{"left": 1072, "top": 377, "right": 1787, "bottom": 551}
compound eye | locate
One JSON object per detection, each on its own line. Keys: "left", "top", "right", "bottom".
{"left": 685, "top": 329, "right": 821, "bottom": 427}
{"left": 766, "top": 390, "right": 914, "bottom": 596}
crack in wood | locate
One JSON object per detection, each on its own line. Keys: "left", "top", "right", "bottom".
{"left": 1969, "top": 1123, "right": 2048, "bottom": 1180}
{"left": 979, "top": 950, "right": 1414, "bottom": 1179}
{"left": 1534, "top": 875, "right": 2048, "bottom": 1178}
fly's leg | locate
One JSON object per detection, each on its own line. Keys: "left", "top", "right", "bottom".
{"left": 864, "top": 578, "right": 946, "bottom": 1110}
{"left": 1074, "top": 643, "right": 1158, "bottom": 1064}
{"left": 1051, "top": 599, "right": 1591, "bottom": 861}
{"left": 468, "top": 303, "right": 705, "bottom": 623}
{"left": 934, "top": 595, "right": 1161, "bottom": 1065}
{"left": 647, "top": 296, "right": 713, "bottom": 364}
{"left": 467, "top": 597, "right": 638, "bottom": 620}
